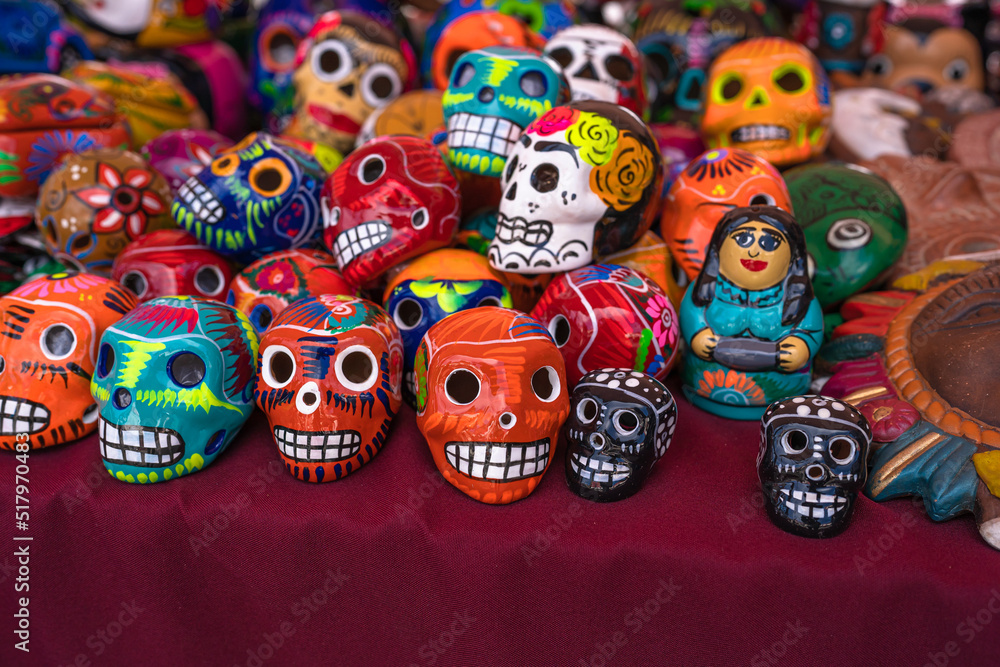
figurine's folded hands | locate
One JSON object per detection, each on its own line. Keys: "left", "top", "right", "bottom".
{"left": 777, "top": 335, "right": 811, "bottom": 372}
{"left": 690, "top": 327, "right": 719, "bottom": 361}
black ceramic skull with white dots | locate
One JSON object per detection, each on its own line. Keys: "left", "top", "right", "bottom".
{"left": 564, "top": 368, "right": 677, "bottom": 502}
{"left": 757, "top": 395, "right": 872, "bottom": 538}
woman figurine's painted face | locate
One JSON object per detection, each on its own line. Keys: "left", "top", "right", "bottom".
{"left": 719, "top": 221, "right": 790, "bottom": 290}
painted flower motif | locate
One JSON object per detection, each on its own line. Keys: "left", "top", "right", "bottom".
{"left": 26, "top": 130, "right": 95, "bottom": 183}
{"left": 859, "top": 397, "right": 920, "bottom": 443}
{"left": 530, "top": 106, "right": 578, "bottom": 136}
{"left": 255, "top": 260, "right": 299, "bottom": 293}
{"left": 645, "top": 294, "right": 678, "bottom": 350}
{"left": 410, "top": 279, "right": 483, "bottom": 313}
{"left": 73, "top": 163, "right": 166, "bottom": 238}
{"left": 565, "top": 111, "right": 618, "bottom": 167}
{"left": 591, "top": 130, "right": 656, "bottom": 212}
{"left": 697, "top": 369, "right": 766, "bottom": 406}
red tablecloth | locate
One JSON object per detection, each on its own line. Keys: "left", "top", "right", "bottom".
{"left": 3, "top": 383, "right": 1000, "bottom": 667}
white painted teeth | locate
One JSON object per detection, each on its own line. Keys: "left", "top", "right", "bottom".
{"left": 273, "top": 427, "right": 361, "bottom": 462}
{"left": 447, "top": 113, "right": 522, "bottom": 156}
{"left": 98, "top": 416, "right": 183, "bottom": 467}
{"left": 569, "top": 451, "right": 631, "bottom": 486}
{"left": 444, "top": 439, "right": 550, "bottom": 481}
{"left": 732, "top": 124, "right": 791, "bottom": 143}
{"left": 494, "top": 214, "right": 553, "bottom": 247}
{"left": 178, "top": 178, "right": 225, "bottom": 224}
{"left": 778, "top": 485, "right": 850, "bottom": 520}
{"left": 333, "top": 221, "right": 391, "bottom": 268}
{"left": 0, "top": 396, "right": 50, "bottom": 434}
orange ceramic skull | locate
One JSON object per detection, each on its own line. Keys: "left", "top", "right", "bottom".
{"left": 0, "top": 273, "right": 136, "bottom": 450}
{"left": 702, "top": 38, "right": 832, "bottom": 167}
{"left": 414, "top": 307, "right": 570, "bottom": 505}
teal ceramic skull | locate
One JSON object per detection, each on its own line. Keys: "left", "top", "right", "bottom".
{"left": 91, "top": 296, "right": 259, "bottom": 483}
{"left": 443, "top": 46, "right": 570, "bottom": 177}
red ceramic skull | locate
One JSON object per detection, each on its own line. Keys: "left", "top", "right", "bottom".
{"left": 530, "top": 264, "right": 680, "bottom": 387}
{"left": 414, "top": 307, "right": 570, "bottom": 505}
{"left": 321, "top": 135, "right": 460, "bottom": 285}
{"left": 255, "top": 294, "right": 403, "bottom": 482}
{"left": 0, "top": 273, "right": 136, "bottom": 450}
{"left": 111, "top": 229, "right": 233, "bottom": 303}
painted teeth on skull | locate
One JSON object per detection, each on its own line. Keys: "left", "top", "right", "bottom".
{"left": 569, "top": 451, "right": 630, "bottom": 486}
{"left": 774, "top": 484, "right": 849, "bottom": 521}
{"left": 444, "top": 439, "right": 551, "bottom": 481}
{"left": 333, "top": 221, "right": 392, "bottom": 268}
{"left": 494, "top": 214, "right": 553, "bottom": 247}
{"left": 0, "top": 396, "right": 50, "bottom": 434}
{"left": 273, "top": 426, "right": 362, "bottom": 462}
{"left": 447, "top": 113, "right": 522, "bottom": 157}
{"left": 179, "top": 178, "right": 225, "bottom": 224}
{"left": 731, "top": 125, "right": 791, "bottom": 143}
{"left": 97, "top": 416, "right": 184, "bottom": 467}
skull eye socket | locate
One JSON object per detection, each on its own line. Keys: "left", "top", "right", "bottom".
{"left": 121, "top": 271, "right": 148, "bottom": 299}
{"left": 576, "top": 397, "right": 598, "bottom": 424}
{"left": 548, "top": 314, "right": 570, "bottom": 347}
{"left": 40, "top": 324, "right": 76, "bottom": 361}
{"left": 749, "top": 193, "right": 776, "bottom": 207}
{"left": 211, "top": 154, "right": 240, "bottom": 176}
{"left": 530, "top": 163, "right": 559, "bottom": 193}
{"left": 772, "top": 64, "right": 810, "bottom": 94}
{"left": 520, "top": 71, "right": 548, "bottom": 97}
{"left": 548, "top": 47, "right": 573, "bottom": 68}
{"left": 713, "top": 72, "right": 744, "bottom": 103}
{"left": 261, "top": 25, "right": 298, "bottom": 71}
{"left": 97, "top": 343, "right": 114, "bottom": 379}
{"left": 194, "top": 265, "right": 224, "bottom": 296}
{"left": 504, "top": 153, "right": 519, "bottom": 184}
{"left": 225, "top": 289, "right": 236, "bottom": 306}
{"left": 453, "top": 61, "right": 476, "bottom": 88}
{"left": 169, "top": 352, "right": 206, "bottom": 387}
{"left": 531, "top": 366, "right": 560, "bottom": 403}
{"left": 826, "top": 218, "right": 872, "bottom": 250}
{"left": 250, "top": 305, "right": 274, "bottom": 332}
{"left": 477, "top": 296, "right": 502, "bottom": 307}
{"left": 311, "top": 40, "right": 352, "bottom": 82}
{"left": 393, "top": 298, "right": 423, "bottom": 331}
{"left": 249, "top": 158, "right": 292, "bottom": 197}
{"left": 781, "top": 429, "right": 809, "bottom": 454}
{"left": 361, "top": 64, "right": 403, "bottom": 108}
{"left": 411, "top": 207, "right": 429, "bottom": 230}
{"left": 829, "top": 436, "right": 857, "bottom": 465}
{"left": 605, "top": 54, "right": 634, "bottom": 82}
{"left": 262, "top": 345, "right": 296, "bottom": 388}
{"left": 612, "top": 409, "right": 639, "bottom": 436}
{"left": 444, "top": 368, "right": 480, "bottom": 405}
{"left": 336, "top": 345, "right": 378, "bottom": 392}
{"left": 358, "top": 155, "right": 386, "bottom": 185}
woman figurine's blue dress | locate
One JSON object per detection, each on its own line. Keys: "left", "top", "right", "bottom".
{"left": 680, "top": 206, "right": 823, "bottom": 419}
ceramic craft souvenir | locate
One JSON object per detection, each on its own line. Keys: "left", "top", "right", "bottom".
{"left": 355, "top": 90, "right": 446, "bottom": 147}
{"left": 680, "top": 206, "right": 823, "bottom": 420}
{"left": 321, "top": 135, "right": 460, "bottom": 285}
{"left": 172, "top": 132, "right": 326, "bottom": 265}
{"left": 62, "top": 0, "right": 219, "bottom": 49}
{"left": 92, "top": 296, "right": 258, "bottom": 483}
{"left": 785, "top": 163, "right": 907, "bottom": 308}
{"left": 795, "top": 0, "right": 884, "bottom": 74}
{"left": 488, "top": 101, "right": 662, "bottom": 274}
{"left": 415, "top": 307, "right": 570, "bottom": 505}
{"left": 248, "top": 0, "right": 321, "bottom": 119}
{"left": 167, "top": 40, "right": 250, "bottom": 141}
{"left": 661, "top": 148, "right": 791, "bottom": 282}
{"left": 0, "top": 74, "right": 130, "bottom": 201}
{"left": 564, "top": 369, "right": 677, "bottom": 502}
{"left": 0, "top": 273, "right": 136, "bottom": 451}
{"left": 702, "top": 37, "right": 832, "bottom": 167}
{"left": 111, "top": 229, "right": 232, "bottom": 304}
{"left": 531, "top": 264, "right": 680, "bottom": 387}
{"left": 633, "top": 0, "right": 773, "bottom": 125}
{"left": 36, "top": 148, "right": 174, "bottom": 276}
{"left": 425, "top": 11, "right": 548, "bottom": 92}
{"left": 757, "top": 395, "right": 871, "bottom": 538}
{"left": 544, "top": 24, "right": 647, "bottom": 116}
{"left": 0, "top": 1, "right": 93, "bottom": 75}
{"left": 256, "top": 294, "right": 403, "bottom": 482}
{"left": 286, "top": 11, "right": 413, "bottom": 155}
{"left": 142, "top": 129, "right": 234, "bottom": 191}
{"left": 227, "top": 248, "right": 356, "bottom": 334}
{"left": 443, "top": 45, "right": 570, "bottom": 178}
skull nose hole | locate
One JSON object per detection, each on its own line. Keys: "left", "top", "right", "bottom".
{"left": 478, "top": 87, "right": 494, "bottom": 103}
{"left": 805, "top": 464, "right": 825, "bottom": 481}
{"left": 302, "top": 393, "right": 316, "bottom": 406}
{"left": 589, "top": 432, "right": 605, "bottom": 450}
{"left": 575, "top": 61, "right": 598, "bottom": 80}
{"left": 113, "top": 388, "right": 132, "bottom": 409}
{"left": 339, "top": 82, "right": 355, "bottom": 96}
{"left": 499, "top": 412, "right": 516, "bottom": 429}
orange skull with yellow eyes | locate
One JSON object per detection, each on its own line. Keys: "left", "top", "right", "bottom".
{"left": 702, "top": 38, "right": 832, "bottom": 167}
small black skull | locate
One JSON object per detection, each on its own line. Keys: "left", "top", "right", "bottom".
{"left": 757, "top": 395, "right": 872, "bottom": 538}
{"left": 564, "top": 368, "right": 677, "bottom": 502}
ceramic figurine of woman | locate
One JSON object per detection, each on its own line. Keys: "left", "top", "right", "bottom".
{"left": 679, "top": 206, "right": 823, "bottom": 420}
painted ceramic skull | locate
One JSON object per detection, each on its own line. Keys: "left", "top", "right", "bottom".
{"left": 414, "top": 307, "right": 570, "bottom": 504}
{"left": 255, "top": 295, "right": 403, "bottom": 482}
{"left": 0, "top": 273, "right": 136, "bottom": 451}
{"left": 544, "top": 24, "right": 647, "bottom": 116}
{"left": 702, "top": 38, "right": 832, "bottom": 167}
{"left": 287, "top": 11, "right": 411, "bottom": 154}
{"left": 757, "top": 395, "right": 871, "bottom": 538}
{"left": 443, "top": 45, "right": 570, "bottom": 177}
{"left": 91, "top": 297, "right": 259, "bottom": 483}
{"left": 36, "top": 149, "right": 174, "bottom": 276}
{"left": 227, "top": 248, "right": 356, "bottom": 334}
{"left": 530, "top": 264, "right": 680, "bottom": 387}
{"left": 111, "top": 229, "right": 233, "bottom": 304}
{"left": 661, "top": 148, "right": 792, "bottom": 281}
{"left": 489, "top": 101, "right": 662, "bottom": 274}
{"left": 248, "top": 0, "right": 319, "bottom": 118}
{"left": 172, "top": 132, "right": 326, "bottom": 265}
{"left": 565, "top": 369, "right": 677, "bottom": 502}
{"left": 321, "top": 135, "right": 460, "bottom": 285}
{"left": 142, "top": 129, "right": 234, "bottom": 191}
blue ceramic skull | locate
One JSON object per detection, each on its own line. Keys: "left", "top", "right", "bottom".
{"left": 172, "top": 132, "right": 326, "bottom": 265}
{"left": 248, "top": 0, "right": 317, "bottom": 120}
{"left": 443, "top": 46, "right": 570, "bottom": 177}
{"left": 91, "top": 297, "right": 259, "bottom": 484}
